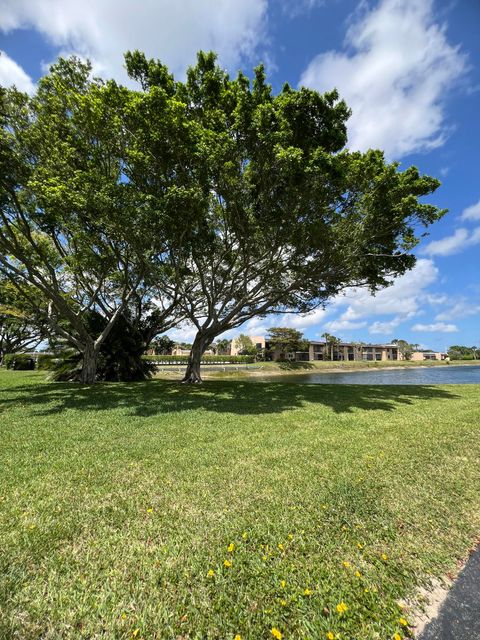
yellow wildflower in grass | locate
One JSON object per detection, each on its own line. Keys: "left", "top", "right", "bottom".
{"left": 303, "top": 588, "right": 313, "bottom": 596}
{"left": 207, "top": 569, "right": 215, "bottom": 577}
{"left": 146, "top": 508, "right": 153, "bottom": 513}
{"left": 278, "top": 543, "right": 285, "bottom": 551}
{"left": 234, "top": 635, "right": 242, "bottom": 640}
{"left": 393, "top": 635, "right": 402, "bottom": 640}
{"left": 354, "top": 570, "right": 361, "bottom": 578}
{"left": 288, "top": 534, "right": 294, "bottom": 540}
{"left": 342, "top": 561, "right": 351, "bottom": 569}
{"left": 242, "top": 532, "right": 248, "bottom": 540}
{"left": 326, "top": 633, "right": 335, "bottom": 640}
{"left": 357, "top": 543, "right": 363, "bottom": 549}
{"left": 131, "top": 630, "right": 140, "bottom": 638}
{"left": 224, "top": 559, "right": 232, "bottom": 568}
{"left": 364, "top": 588, "right": 369, "bottom": 593}
{"left": 271, "top": 628, "right": 283, "bottom": 639}
{"left": 262, "top": 555, "right": 267, "bottom": 561}
{"left": 227, "top": 543, "right": 235, "bottom": 553}
{"left": 336, "top": 602, "right": 347, "bottom": 615}
{"left": 280, "top": 580, "right": 286, "bottom": 588}
{"left": 399, "top": 617, "right": 408, "bottom": 626}
{"left": 280, "top": 599, "right": 287, "bottom": 607}
{"left": 381, "top": 553, "right": 388, "bottom": 561}
{"left": 121, "top": 613, "right": 127, "bottom": 620}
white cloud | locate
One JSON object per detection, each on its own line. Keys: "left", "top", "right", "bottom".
{"left": 435, "top": 300, "right": 480, "bottom": 322}
{"left": 369, "top": 318, "right": 402, "bottom": 334}
{"left": 323, "top": 319, "right": 367, "bottom": 332}
{"left": 422, "top": 227, "right": 480, "bottom": 257}
{"left": 299, "top": 0, "right": 467, "bottom": 158}
{"left": 411, "top": 322, "right": 458, "bottom": 333}
{"left": 276, "top": 308, "right": 329, "bottom": 329}
{"left": 461, "top": 199, "right": 480, "bottom": 222}
{"left": 0, "top": 50, "right": 35, "bottom": 93}
{"left": 424, "top": 293, "right": 449, "bottom": 306}
{"left": 332, "top": 258, "right": 438, "bottom": 321}
{"left": 281, "top": 0, "right": 325, "bottom": 18}
{"left": 0, "top": 0, "right": 268, "bottom": 82}
{"left": 166, "top": 323, "right": 198, "bottom": 344}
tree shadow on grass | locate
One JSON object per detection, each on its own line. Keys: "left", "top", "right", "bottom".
{"left": 0, "top": 377, "right": 461, "bottom": 418}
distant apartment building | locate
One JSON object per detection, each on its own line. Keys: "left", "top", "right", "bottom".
{"left": 230, "top": 335, "right": 403, "bottom": 362}
{"left": 410, "top": 351, "right": 448, "bottom": 361}
{"left": 308, "top": 341, "right": 401, "bottom": 362}
{"left": 150, "top": 338, "right": 448, "bottom": 363}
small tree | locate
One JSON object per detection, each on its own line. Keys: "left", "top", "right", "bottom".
{"left": 233, "top": 334, "right": 256, "bottom": 356}
{"left": 267, "top": 327, "right": 309, "bottom": 358}
{"left": 216, "top": 338, "right": 231, "bottom": 355}
{"left": 391, "top": 338, "right": 414, "bottom": 360}
{"left": 152, "top": 335, "right": 175, "bottom": 355}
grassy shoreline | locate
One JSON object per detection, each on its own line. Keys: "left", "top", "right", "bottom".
{"left": 1, "top": 370, "right": 479, "bottom": 639}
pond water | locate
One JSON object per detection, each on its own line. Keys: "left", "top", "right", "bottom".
{"left": 256, "top": 365, "right": 480, "bottom": 385}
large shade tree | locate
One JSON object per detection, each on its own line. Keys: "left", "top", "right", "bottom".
{"left": 0, "top": 59, "right": 185, "bottom": 382}
{"left": 127, "top": 51, "right": 445, "bottom": 382}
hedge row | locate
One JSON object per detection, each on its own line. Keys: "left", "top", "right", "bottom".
{"left": 2, "top": 352, "right": 255, "bottom": 371}
{"left": 2, "top": 353, "right": 59, "bottom": 370}
{"left": 3, "top": 353, "right": 36, "bottom": 370}
{"left": 142, "top": 354, "right": 255, "bottom": 364}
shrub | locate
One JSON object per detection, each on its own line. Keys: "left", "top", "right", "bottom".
{"left": 36, "top": 354, "right": 59, "bottom": 370}
{"left": 3, "top": 353, "right": 35, "bottom": 370}
{"left": 50, "top": 311, "right": 156, "bottom": 382}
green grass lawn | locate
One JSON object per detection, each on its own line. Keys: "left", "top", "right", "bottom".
{"left": 1, "top": 370, "right": 479, "bottom": 640}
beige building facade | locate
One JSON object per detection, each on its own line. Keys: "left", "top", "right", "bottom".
{"left": 308, "top": 341, "right": 402, "bottom": 362}
{"left": 410, "top": 351, "right": 448, "bottom": 361}
{"left": 230, "top": 335, "right": 266, "bottom": 356}
{"left": 230, "top": 335, "right": 403, "bottom": 362}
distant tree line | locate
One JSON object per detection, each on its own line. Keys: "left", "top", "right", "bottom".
{"left": 447, "top": 345, "right": 478, "bottom": 360}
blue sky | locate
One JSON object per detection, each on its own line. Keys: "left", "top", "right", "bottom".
{"left": 1, "top": 0, "right": 479, "bottom": 349}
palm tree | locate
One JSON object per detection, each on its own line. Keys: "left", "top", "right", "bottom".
{"left": 216, "top": 338, "right": 231, "bottom": 355}
{"left": 321, "top": 333, "right": 341, "bottom": 361}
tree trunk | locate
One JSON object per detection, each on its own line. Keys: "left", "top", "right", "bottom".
{"left": 81, "top": 343, "right": 97, "bottom": 384}
{"left": 182, "top": 333, "right": 209, "bottom": 383}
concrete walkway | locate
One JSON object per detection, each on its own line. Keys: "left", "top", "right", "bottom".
{"left": 420, "top": 547, "right": 480, "bottom": 640}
